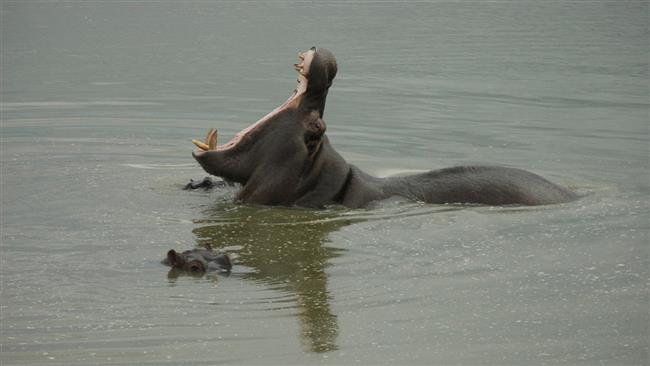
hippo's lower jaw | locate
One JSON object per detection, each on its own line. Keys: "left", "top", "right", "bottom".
{"left": 189, "top": 47, "right": 577, "bottom": 208}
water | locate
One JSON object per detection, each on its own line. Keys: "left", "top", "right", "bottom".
{"left": 1, "top": 1, "right": 648, "bottom": 365}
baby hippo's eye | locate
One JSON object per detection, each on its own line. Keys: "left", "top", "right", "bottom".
{"left": 185, "top": 260, "right": 206, "bottom": 273}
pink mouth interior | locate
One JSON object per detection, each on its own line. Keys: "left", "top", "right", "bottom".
{"left": 213, "top": 50, "right": 315, "bottom": 152}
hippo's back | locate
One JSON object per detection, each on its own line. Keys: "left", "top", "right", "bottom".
{"left": 388, "top": 166, "right": 577, "bottom": 206}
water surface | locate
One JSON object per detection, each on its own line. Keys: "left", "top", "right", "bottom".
{"left": 2, "top": 1, "right": 648, "bottom": 365}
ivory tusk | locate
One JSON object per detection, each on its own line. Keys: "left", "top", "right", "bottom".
{"left": 208, "top": 129, "right": 218, "bottom": 150}
{"left": 192, "top": 139, "right": 210, "bottom": 151}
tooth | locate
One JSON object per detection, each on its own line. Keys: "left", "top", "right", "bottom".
{"left": 205, "top": 128, "right": 215, "bottom": 144}
{"left": 192, "top": 139, "right": 209, "bottom": 151}
{"left": 208, "top": 129, "right": 218, "bottom": 150}
{"left": 298, "top": 52, "right": 304, "bottom": 60}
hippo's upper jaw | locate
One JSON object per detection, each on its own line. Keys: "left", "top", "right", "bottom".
{"left": 296, "top": 47, "right": 337, "bottom": 117}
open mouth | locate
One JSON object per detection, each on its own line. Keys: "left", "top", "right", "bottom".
{"left": 192, "top": 49, "right": 316, "bottom": 153}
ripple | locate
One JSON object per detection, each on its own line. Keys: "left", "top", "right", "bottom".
{"left": 123, "top": 163, "right": 197, "bottom": 170}
{"left": 0, "top": 101, "right": 162, "bottom": 111}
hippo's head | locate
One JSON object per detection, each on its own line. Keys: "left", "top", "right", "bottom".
{"left": 164, "top": 247, "right": 232, "bottom": 274}
{"left": 191, "top": 47, "right": 346, "bottom": 206}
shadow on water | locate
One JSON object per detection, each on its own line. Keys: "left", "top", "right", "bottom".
{"left": 190, "top": 202, "right": 362, "bottom": 353}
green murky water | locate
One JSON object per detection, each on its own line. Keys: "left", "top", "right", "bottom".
{"left": 2, "top": 2, "right": 648, "bottom": 365}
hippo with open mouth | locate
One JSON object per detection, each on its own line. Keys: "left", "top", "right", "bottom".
{"left": 190, "top": 47, "right": 577, "bottom": 208}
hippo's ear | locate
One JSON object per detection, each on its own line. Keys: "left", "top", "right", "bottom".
{"left": 167, "top": 249, "right": 184, "bottom": 267}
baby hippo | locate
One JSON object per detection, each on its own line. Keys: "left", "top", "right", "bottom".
{"left": 163, "top": 244, "right": 232, "bottom": 274}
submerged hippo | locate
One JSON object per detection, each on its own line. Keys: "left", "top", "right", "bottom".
{"left": 163, "top": 245, "right": 232, "bottom": 274}
{"left": 189, "top": 47, "right": 577, "bottom": 208}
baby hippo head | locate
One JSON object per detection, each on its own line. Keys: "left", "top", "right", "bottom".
{"left": 164, "top": 247, "right": 232, "bottom": 274}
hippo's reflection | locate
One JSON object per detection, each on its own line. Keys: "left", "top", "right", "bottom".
{"left": 192, "top": 203, "right": 357, "bottom": 353}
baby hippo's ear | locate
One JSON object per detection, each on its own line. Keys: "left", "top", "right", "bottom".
{"left": 166, "top": 249, "right": 185, "bottom": 268}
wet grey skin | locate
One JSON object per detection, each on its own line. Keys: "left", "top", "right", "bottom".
{"left": 163, "top": 245, "right": 232, "bottom": 274}
{"left": 191, "top": 47, "right": 577, "bottom": 208}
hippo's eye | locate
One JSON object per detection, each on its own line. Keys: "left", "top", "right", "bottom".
{"left": 185, "top": 260, "right": 205, "bottom": 273}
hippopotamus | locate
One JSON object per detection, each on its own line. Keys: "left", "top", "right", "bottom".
{"left": 163, "top": 245, "right": 232, "bottom": 274}
{"left": 189, "top": 47, "right": 577, "bottom": 208}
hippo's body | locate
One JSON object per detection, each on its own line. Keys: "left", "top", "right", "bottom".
{"left": 190, "top": 47, "right": 576, "bottom": 208}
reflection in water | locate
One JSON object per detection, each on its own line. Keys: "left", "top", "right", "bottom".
{"left": 166, "top": 267, "right": 229, "bottom": 284}
{"left": 192, "top": 203, "right": 358, "bottom": 353}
